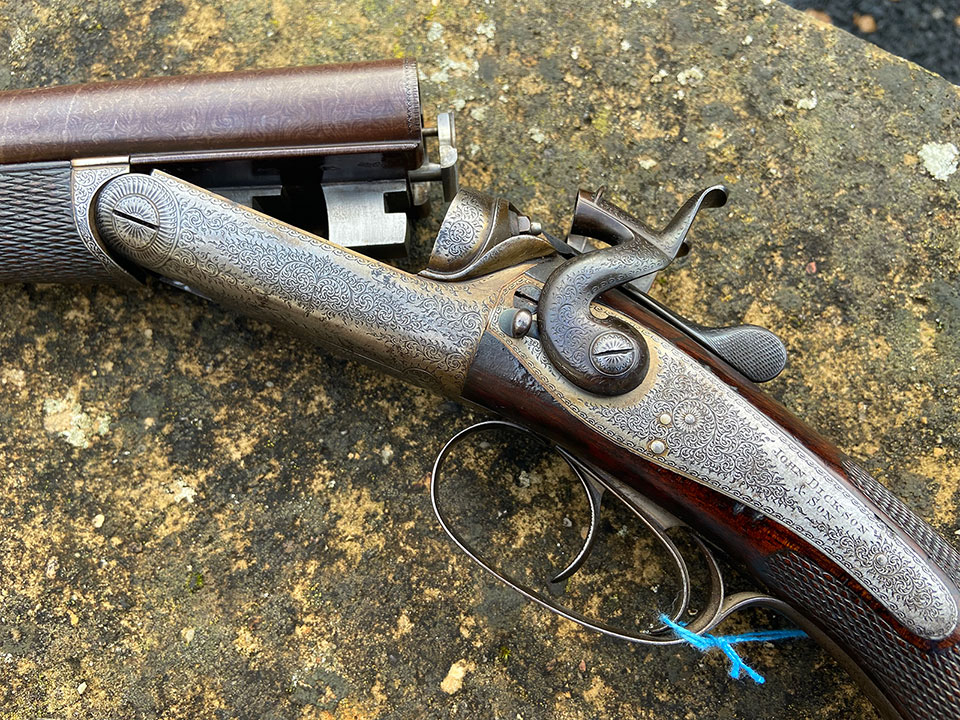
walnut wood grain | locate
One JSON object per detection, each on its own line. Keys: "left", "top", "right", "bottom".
{"left": 0, "top": 59, "right": 422, "bottom": 164}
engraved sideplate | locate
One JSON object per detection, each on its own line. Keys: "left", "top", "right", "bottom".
{"left": 490, "top": 300, "right": 959, "bottom": 639}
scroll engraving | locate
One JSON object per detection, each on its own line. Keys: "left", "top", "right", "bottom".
{"left": 434, "top": 188, "right": 488, "bottom": 256}
{"left": 491, "top": 299, "right": 958, "bottom": 640}
{"left": 95, "top": 171, "right": 498, "bottom": 395}
{"left": 71, "top": 163, "right": 140, "bottom": 285}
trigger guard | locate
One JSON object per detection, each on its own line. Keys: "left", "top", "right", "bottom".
{"left": 548, "top": 451, "right": 604, "bottom": 584}
{"left": 429, "top": 420, "right": 726, "bottom": 645}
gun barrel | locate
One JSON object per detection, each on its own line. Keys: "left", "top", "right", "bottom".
{"left": 0, "top": 60, "right": 423, "bottom": 165}
{"left": 0, "top": 60, "right": 461, "bottom": 283}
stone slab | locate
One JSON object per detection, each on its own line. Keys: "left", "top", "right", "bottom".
{"left": 0, "top": 1, "right": 958, "bottom": 719}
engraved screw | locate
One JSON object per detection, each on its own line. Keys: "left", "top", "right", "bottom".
{"left": 590, "top": 331, "right": 637, "bottom": 376}
{"left": 110, "top": 194, "right": 161, "bottom": 249}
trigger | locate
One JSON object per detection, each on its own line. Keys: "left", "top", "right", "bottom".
{"left": 550, "top": 454, "right": 606, "bottom": 584}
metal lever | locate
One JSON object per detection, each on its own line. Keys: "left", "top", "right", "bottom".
{"left": 626, "top": 289, "right": 788, "bottom": 383}
{"left": 559, "top": 186, "right": 787, "bottom": 383}
{"left": 537, "top": 186, "right": 727, "bottom": 396}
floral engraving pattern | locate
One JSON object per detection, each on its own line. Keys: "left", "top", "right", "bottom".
{"left": 94, "top": 171, "right": 494, "bottom": 395}
{"left": 71, "top": 164, "right": 140, "bottom": 285}
{"left": 492, "top": 303, "right": 958, "bottom": 640}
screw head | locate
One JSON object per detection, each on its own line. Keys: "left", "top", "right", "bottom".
{"left": 649, "top": 439, "right": 667, "bottom": 456}
{"left": 112, "top": 194, "right": 160, "bottom": 249}
{"left": 95, "top": 174, "right": 179, "bottom": 270}
{"left": 590, "top": 331, "right": 638, "bottom": 376}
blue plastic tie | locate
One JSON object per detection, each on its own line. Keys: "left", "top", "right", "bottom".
{"left": 659, "top": 613, "right": 807, "bottom": 684}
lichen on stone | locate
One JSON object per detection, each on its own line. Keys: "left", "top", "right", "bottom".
{"left": 919, "top": 141, "right": 959, "bottom": 181}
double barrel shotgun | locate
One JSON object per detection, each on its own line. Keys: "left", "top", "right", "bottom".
{"left": 0, "top": 59, "right": 957, "bottom": 718}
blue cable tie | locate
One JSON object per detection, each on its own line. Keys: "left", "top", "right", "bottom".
{"left": 659, "top": 613, "right": 807, "bottom": 684}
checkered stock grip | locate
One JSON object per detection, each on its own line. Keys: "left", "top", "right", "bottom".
{"left": 0, "top": 161, "right": 118, "bottom": 283}
{"left": 755, "top": 461, "right": 960, "bottom": 720}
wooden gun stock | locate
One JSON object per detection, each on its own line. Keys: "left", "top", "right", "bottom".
{"left": 462, "top": 286, "right": 960, "bottom": 720}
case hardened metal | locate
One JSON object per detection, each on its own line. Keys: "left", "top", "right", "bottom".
{"left": 489, "top": 294, "right": 959, "bottom": 641}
